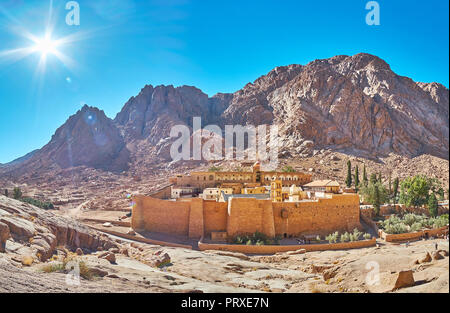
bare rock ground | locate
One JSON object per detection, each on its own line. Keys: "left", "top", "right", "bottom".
{"left": 0, "top": 193, "right": 448, "bottom": 294}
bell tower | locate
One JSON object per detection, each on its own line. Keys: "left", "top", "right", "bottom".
{"left": 252, "top": 161, "right": 261, "bottom": 183}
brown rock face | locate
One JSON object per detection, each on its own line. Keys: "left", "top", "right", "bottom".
{"left": 0, "top": 53, "right": 448, "bottom": 180}
{"left": 0, "top": 221, "right": 10, "bottom": 252}
{"left": 0, "top": 195, "right": 117, "bottom": 261}
{"left": 2, "top": 105, "right": 130, "bottom": 176}
{"left": 392, "top": 270, "right": 415, "bottom": 290}
{"left": 114, "top": 85, "right": 231, "bottom": 144}
{"left": 222, "top": 53, "right": 449, "bottom": 159}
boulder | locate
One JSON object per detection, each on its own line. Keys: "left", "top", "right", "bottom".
{"left": 432, "top": 251, "right": 444, "bottom": 260}
{"left": 109, "top": 247, "right": 120, "bottom": 254}
{"left": 98, "top": 251, "right": 116, "bottom": 264}
{"left": 420, "top": 252, "right": 432, "bottom": 263}
{"left": 0, "top": 221, "right": 10, "bottom": 253}
{"left": 22, "top": 255, "right": 34, "bottom": 266}
{"left": 144, "top": 251, "right": 171, "bottom": 268}
{"left": 119, "top": 248, "right": 129, "bottom": 257}
{"left": 392, "top": 270, "right": 415, "bottom": 290}
{"left": 89, "top": 267, "right": 109, "bottom": 277}
{"left": 0, "top": 216, "right": 35, "bottom": 240}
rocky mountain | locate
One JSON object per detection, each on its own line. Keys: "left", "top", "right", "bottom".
{"left": 1, "top": 105, "right": 130, "bottom": 175}
{"left": 222, "top": 54, "right": 449, "bottom": 159}
{"left": 0, "top": 53, "right": 448, "bottom": 179}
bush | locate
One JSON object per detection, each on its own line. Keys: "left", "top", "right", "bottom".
{"left": 410, "top": 222, "right": 422, "bottom": 232}
{"left": 21, "top": 197, "right": 55, "bottom": 210}
{"left": 363, "top": 233, "right": 372, "bottom": 240}
{"left": 13, "top": 187, "right": 22, "bottom": 199}
{"left": 433, "top": 218, "right": 448, "bottom": 229}
{"left": 352, "top": 228, "right": 362, "bottom": 240}
{"left": 325, "top": 232, "right": 339, "bottom": 244}
{"left": 41, "top": 256, "right": 95, "bottom": 280}
{"left": 232, "top": 231, "right": 278, "bottom": 246}
{"left": 340, "top": 232, "right": 350, "bottom": 242}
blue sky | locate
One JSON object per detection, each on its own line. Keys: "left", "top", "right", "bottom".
{"left": 0, "top": 0, "right": 448, "bottom": 163}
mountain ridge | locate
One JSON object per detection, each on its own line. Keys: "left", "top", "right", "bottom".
{"left": 1, "top": 52, "right": 448, "bottom": 178}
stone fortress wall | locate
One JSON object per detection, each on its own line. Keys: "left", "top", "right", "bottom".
{"left": 131, "top": 193, "right": 361, "bottom": 240}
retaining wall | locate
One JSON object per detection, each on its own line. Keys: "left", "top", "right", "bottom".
{"left": 198, "top": 238, "right": 376, "bottom": 254}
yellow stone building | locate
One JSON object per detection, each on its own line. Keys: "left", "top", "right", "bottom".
{"left": 170, "top": 161, "right": 312, "bottom": 192}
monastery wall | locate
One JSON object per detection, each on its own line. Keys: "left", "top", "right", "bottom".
{"left": 203, "top": 201, "right": 228, "bottom": 236}
{"left": 272, "top": 194, "right": 361, "bottom": 237}
{"left": 132, "top": 193, "right": 361, "bottom": 240}
{"left": 226, "top": 198, "right": 275, "bottom": 238}
{"left": 132, "top": 195, "right": 191, "bottom": 236}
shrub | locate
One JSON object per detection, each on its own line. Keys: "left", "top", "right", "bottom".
{"left": 433, "top": 218, "right": 448, "bottom": 229}
{"left": 352, "top": 228, "right": 362, "bottom": 240}
{"left": 325, "top": 232, "right": 339, "bottom": 244}
{"left": 410, "top": 222, "right": 422, "bottom": 232}
{"left": 340, "top": 232, "right": 350, "bottom": 242}
{"left": 384, "top": 222, "right": 408, "bottom": 234}
{"left": 363, "top": 233, "right": 372, "bottom": 240}
{"left": 41, "top": 256, "right": 94, "bottom": 280}
{"left": 13, "top": 187, "right": 22, "bottom": 199}
{"left": 21, "top": 197, "right": 55, "bottom": 210}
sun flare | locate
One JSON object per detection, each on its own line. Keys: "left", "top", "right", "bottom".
{"left": 32, "top": 35, "right": 59, "bottom": 56}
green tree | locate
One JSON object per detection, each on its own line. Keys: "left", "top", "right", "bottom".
{"left": 354, "top": 166, "right": 360, "bottom": 192}
{"left": 428, "top": 193, "right": 438, "bottom": 217}
{"left": 4, "top": 189, "right": 8, "bottom": 197}
{"left": 362, "top": 164, "right": 368, "bottom": 186}
{"left": 388, "top": 173, "right": 392, "bottom": 195}
{"left": 378, "top": 173, "right": 382, "bottom": 183}
{"left": 392, "top": 177, "right": 399, "bottom": 205}
{"left": 373, "top": 185, "right": 381, "bottom": 216}
{"left": 282, "top": 166, "right": 295, "bottom": 173}
{"left": 399, "top": 175, "right": 439, "bottom": 208}
{"left": 369, "top": 173, "right": 377, "bottom": 185}
{"left": 208, "top": 166, "right": 222, "bottom": 172}
{"left": 437, "top": 187, "right": 445, "bottom": 201}
{"left": 13, "top": 187, "right": 22, "bottom": 199}
{"left": 360, "top": 181, "right": 388, "bottom": 216}
{"left": 345, "top": 160, "right": 352, "bottom": 188}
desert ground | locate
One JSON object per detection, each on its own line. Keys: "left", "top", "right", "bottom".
{"left": 0, "top": 195, "right": 448, "bottom": 293}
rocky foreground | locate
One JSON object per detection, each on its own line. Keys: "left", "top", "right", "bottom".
{"left": 0, "top": 195, "right": 448, "bottom": 293}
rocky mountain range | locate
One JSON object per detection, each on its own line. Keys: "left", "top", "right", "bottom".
{"left": 1, "top": 53, "right": 448, "bottom": 178}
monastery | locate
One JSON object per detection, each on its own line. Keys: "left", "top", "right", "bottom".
{"left": 131, "top": 162, "right": 361, "bottom": 242}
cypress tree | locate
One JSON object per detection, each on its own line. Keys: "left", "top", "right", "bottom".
{"left": 362, "top": 164, "right": 368, "bottom": 186}
{"left": 374, "top": 185, "right": 381, "bottom": 216}
{"left": 392, "top": 177, "right": 399, "bottom": 205}
{"left": 428, "top": 193, "right": 438, "bottom": 217}
{"left": 354, "top": 166, "right": 360, "bottom": 192}
{"left": 345, "top": 160, "right": 352, "bottom": 188}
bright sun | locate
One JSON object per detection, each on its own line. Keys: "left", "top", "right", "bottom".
{"left": 32, "top": 35, "right": 59, "bottom": 56}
